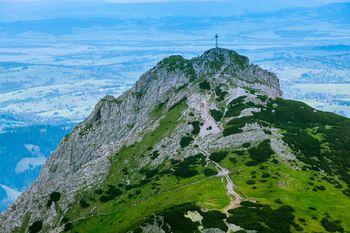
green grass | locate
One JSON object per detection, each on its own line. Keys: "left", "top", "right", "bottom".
{"left": 68, "top": 175, "right": 229, "bottom": 233}
{"left": 106, "top": 98, "right": 187, "bottom": 186}
{"left": 65, "top": 98, "right": 231, "bottom": 232}
{"left": 219, "top": 151, "right": 350, "bottom": 232}
{"left": 62, "top": 95, "right": 350, "bottom": 233}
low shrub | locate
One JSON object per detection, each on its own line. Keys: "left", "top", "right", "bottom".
{"left": 80, "top": 199, "right": 90, "bottom": 208}
{"left": 204, "top": 168, "right": 218, "bottom": 177}
{"left": 209, "top": 151, "right": 229, "bottom": 162}
{"left": 321, "top": 217, "right": 344, "bottom": 232}
{"left": 248, "top": 139, "right": 274, "bottom": 164}
{"left": 246, "top": 180, "right": 256, "bottom": 185}
{"left": 29, "top": 220, "right": 43, "bottom": 233}
{"left": 215, "top": 87, "right": 228, "bottom": 101}
{"left": 158, "top": 203, "right": 201, "bottom": 232}
{"left": 227, "top": 204, "right": 296, "bottom": 233}
{"left": 202, "top": 210, "right": 228, "bottom": 231}
{"left": 47, "top": 191, "right": 61, "bottom": 206}
{"left": 240, "top": 201, "right": 264, "bottom": 207}
{"left": 180, "top": 136, "right": 194, "bottom": 148}
{"left": 190, "top": 121, "right": 201, "bottom": 135}
{"left": 63, "top": 223, "right": 73, "bottom": 232}
{"left": 199, "top": 81, "right": 211, "bottom": 90}
{"left": 210, "top": 109, "right": 224, "bottom": 122}
{"left": 261, "top": 172, "right": 271, "bottom": 178}
{"left": 173, "top": 154, "right": 205, "bottom": 178}
{"left": 99, "top": 185, "right": 123, "bottom": 202}
{"left": 223, "top": 125, "right": 243, "bottom": 136}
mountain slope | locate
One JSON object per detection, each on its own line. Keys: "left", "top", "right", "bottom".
{"left": 1, "top": 48, "right": 350, "bottom": 233}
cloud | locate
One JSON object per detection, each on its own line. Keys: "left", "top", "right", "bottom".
{"left": 15, "top": 156, "right": 47, "bottom": 173}
{"left": 0, "top": 184, "right": 21, "bottom": 202}
{"left": 15, "top": 144, "right": 47, "bottom": 174}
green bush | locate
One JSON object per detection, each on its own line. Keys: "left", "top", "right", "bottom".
{"left": 223, "top": 125, "right": 243, "bottom": 136}
{"left": 150, "top": 150, "right": 160, "bottom": 160}
{"left": 199, "top": 81, "right": 211, "bottom": 90}
{"left": 80, "top": 199, "right": 90, "bottom": 208}
{"left": 240, "top": 201, "right": 264, "bottom": 207}
{"left": 321, "top": 217, "right": 344, "bottom": 232}
{"left": 210, "top": 109, "right": 224, "bottom": 122}
{"left": 246, "top": 180, "right": 256, "bottom": 185}
{"left": 29, "top": 220, "right": 43, "bottom": 233}
{"left": 158, "top": 203, "right": 201, "bottom": 232}
{"left": 248, "top": 139, "right": 274, "bottom": 164}
{"left": 190, "top": 121, "right": 201, "bottom": 135}
{"left": 173, "top": 154, "right": 205, "bottom": 178}
{"left": 99, "top": 185, "right": 123, "bottom": 202}
{"left": 209, "top": 151, "right": 229, "bottom": 162}
{"left": 204, "top": 168, "right": 218, "bottom": 177}
{"left": 94, "top": 188, "right": 103, "bottom": 195}
{"left": 227, "top": 204, "right": 296, "bottom": 233}
{"left": 245, "top": 160, "right": 259, "bottom": 167}
{"left": 47, "top": 191, "right": 61, "bottom": 206}
{"left": 215, "top": 87, "right": 228, "bottom": 101}
{"left": 180, "top": 136, "right": 194, "bottom": 148}
{"left": 261, "top": 172, "right": 271, "bottom": 178}
{"left": 202, "top": 210, "right": 228, "bottom": 231}
{"left": 63, "top": 223, "right": 73, "bottom": 232}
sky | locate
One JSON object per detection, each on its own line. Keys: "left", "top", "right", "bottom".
{"left": 1, "top": 0, "right": 349, "bottom": 22}
{"left": 0, "top": 0, "right": 348, "bottom": 5}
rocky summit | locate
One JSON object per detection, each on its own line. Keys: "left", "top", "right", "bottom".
{"left": 1, "top": 48, "right": 350, "bottom": 233}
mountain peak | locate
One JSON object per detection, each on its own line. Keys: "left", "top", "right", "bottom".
{"left": 0, "top": 48, "right": 297, "bottom": 233}
{"left": 140, "top": 48, "right": 282, "bottom": 99}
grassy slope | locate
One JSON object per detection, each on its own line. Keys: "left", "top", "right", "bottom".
{"left": 66, "top": 99, "right": 229, "bottom": 232}
{"left": 220, "top": 152, "right": 350, "bottom": 232}
{"left": 64, "top": 95, "right": 350, "bottom": 233}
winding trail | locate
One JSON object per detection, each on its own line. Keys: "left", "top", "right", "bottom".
{"left": 198, "top": 147, "right": 243, "bottom": 233}
{"left": 198, "top": 148, "right": 242, "bottom": 203}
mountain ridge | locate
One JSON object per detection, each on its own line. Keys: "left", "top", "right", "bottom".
{"left": 1, "top": 48, "right": 349, "bottom": 233}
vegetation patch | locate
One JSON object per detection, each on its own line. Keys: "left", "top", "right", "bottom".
{"left": 223, "top": 125, "right": 243, "bottom": 136}
{"left": 321, "top": 216, "right": 344, "bottom": 232}
{"left": 210, "top": 109, "right": 224, "bottom": 122}
{"left": 215, "top": 86, "right": 228, "bottom": 102}
{"left": 99, "top": 185, "right": 123, "bottom": 202}
{"left": 47, "top": 191, "right": 61, "bottom": 206}
{"left": 199, "top": 80, "right": 211, "bottom": 90}
{"left": 202, "top": 210, "right": 228, "bottom": 231}
{"left": 172, "top": 154, "right": 205, "bottom": 178}
{"left": 248, "top": 139, "right": 274, "bottom": 164}
{"left": 168, "top": 97, "right": 187, "bottom": 112}
{"left": 190, "top": 121, "right": 201, "bottom": 135}
{"left": 29, "top": 221, "right": 43, "bottom": 233}
{"left": 79, "top": 199, "right": 90, "bottom": 208}
{"left": 227, "top": 204, "right": 296, "bottom": 233}
{"left": 204, "top": 167, "right": 218, "bottom": 177}
{"left": 180, "top": 136, "right": 194, "bottom": 148}
{"left": 209, "top": 151, "right": 229, "bottom": 162}
{"left": 159, "top": 56, "right": 196, "bottom": 81}
{"left": 251, "top": 98, "right": 350, "bottom": 188}
{"left": 151, "top": 98, "right": 169, "bottom": 117}
{"left": 150, "top": 203, "right": 201, "bottom": 232}
{"left": 63, "top": 223, "right": 73, "bottom": 232}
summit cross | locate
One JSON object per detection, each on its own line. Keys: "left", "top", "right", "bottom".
{"left": 215, "top": 34, "right": 219, "bottom": 48}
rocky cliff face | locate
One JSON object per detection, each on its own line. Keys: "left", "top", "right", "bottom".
{"left": 1, "top": 48, "right": 349, "bottom": 233}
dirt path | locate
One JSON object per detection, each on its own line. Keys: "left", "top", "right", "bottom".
{"left": 213, "top": 161, "right": 241, "bottom": 201}
{"left": 198, "top": 147, "right": 243, "bottom": 232}
{"left": 198, "top": 148, "right": 242, "bottom": 201}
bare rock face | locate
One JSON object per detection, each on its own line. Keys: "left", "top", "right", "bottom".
{"left": 0, "top": 48, "right": 282, "bottom": 232}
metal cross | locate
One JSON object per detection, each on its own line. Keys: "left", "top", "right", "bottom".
{"left": 215, "top": 34, "right": 219, "bottom": 48}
